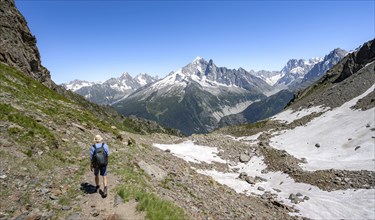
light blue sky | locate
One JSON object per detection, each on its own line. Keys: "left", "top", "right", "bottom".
{"left": 16, "top": 0, "right": 374, "bottom": 84}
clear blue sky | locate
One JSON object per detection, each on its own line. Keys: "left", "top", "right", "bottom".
{"left": 15, "top": 0, "right": 374, "bottom": 84}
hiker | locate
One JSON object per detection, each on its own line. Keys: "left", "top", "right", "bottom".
{"left": 90, "top": 134, "right": 110, "bottom": 197}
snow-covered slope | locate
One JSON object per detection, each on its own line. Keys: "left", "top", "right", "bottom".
{"left": 251, "top": 70, "right": 283, "bottom": 86}
{"left": 271, "top": 84, "right": 375, "bottom": 171}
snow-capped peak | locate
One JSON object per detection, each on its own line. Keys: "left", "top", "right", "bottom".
{"left": 193, "top": 56, "right": 203, "bottom": 62}
{"left": 62, "top": 79, "right": 95, "bottom": 91}
{"left": 120, "top": 72, "right": 131, "bottom": 78}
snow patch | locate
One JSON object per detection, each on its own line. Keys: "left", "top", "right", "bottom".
{"left": 290, "top": 66, "right": 305, "bottom": 75}
{"left": 110, "top": 83, "right": 131, "bottom": 91}
{"left": 153, "top": 140, "right": 226, "bottom": 164}
{"left": 136, "top": 75, "right": 147, "bottom": 86}
{"left": 270, "top": 83, "right": 375, "bottom": 171}
{"left": 265, "top": 73, "right": 283, "bottom": 86}
{"left": 272, "top": 105, "right": 329, "bottom": 123}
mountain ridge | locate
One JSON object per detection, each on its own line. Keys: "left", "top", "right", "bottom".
{"left": 112, "top": 50, "right": 347, "bottom": 135}
{"left": 113, "top": 57, "right": 270, "bottom": 135}
{"left": 62, "top": 72, "right": 158, "bottom": 105}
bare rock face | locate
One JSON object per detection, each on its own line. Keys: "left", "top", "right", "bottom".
{"left": 334, "top": 39, "right": 375, "bottom": 83}
{"left": 0, "top": 0, "right": 55, "bottom": 88}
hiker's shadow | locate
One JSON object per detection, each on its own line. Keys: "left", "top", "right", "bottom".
{"left": 80, "top": 182, "right": 97, "bottom": 194}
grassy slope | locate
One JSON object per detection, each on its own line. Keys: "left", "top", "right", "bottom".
{"left": 0, "top": 63, "right": 186, "bottom": 219}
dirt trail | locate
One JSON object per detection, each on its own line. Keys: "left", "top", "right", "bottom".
{"left": 75, "top": 170, "right": 145, "bottom": 220}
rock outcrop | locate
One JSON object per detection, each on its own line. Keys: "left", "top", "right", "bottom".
{"left": 0, "top": 0, "right": 55, "bottom": 88}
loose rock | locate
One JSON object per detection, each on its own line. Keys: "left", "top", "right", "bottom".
{"left": 239, "top": 153, "right": 251, "bottom": 163}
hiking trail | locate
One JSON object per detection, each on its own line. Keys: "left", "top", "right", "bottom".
{"left": 71, "top": 170, "right": 145, "bottom": 220}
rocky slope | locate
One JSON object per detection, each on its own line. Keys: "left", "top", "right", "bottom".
{"left": 219, "top": 89, "right": 294, "bottom": 127}
{"left": 0, "top": 0, "right": 54, "bottom": 88}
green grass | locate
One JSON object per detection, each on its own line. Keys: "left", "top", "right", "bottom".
{"left": 1, "top": 103, "right": 57, "bottom": 146}
{"left": 136, "top": 191, "right": 186, "bottom": 220}
{"left": 115, "top": 164, "right": 188, "bottom": 220}
{"left": 58, "top": 197, "right": 70, "bottom": 206}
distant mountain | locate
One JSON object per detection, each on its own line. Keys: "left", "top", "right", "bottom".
{"left": 272, "top": 57, "right": 323, "bottom": 88}
{"left": 253, "top": 49, "right": 347, "bottom": 92}
{"left": 295, "top": 48, "right": 348, "bottom": 89}
{"left": 62, "top": 73, "right": 158, "bottom": 105}
{"left": 218, "top": 49, "right": 347, "bottom": 129}
{"left": 113, "top": 57, "right": 269, "bottom": 135}
{"left": 61, "top": 79, "right": 95, "bottom": 91}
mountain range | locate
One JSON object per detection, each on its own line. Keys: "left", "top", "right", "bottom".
{"left": 63, "top": 49, "right": 347, "bottom": 135}
{"left": 63, "top": 49, "right": 347, "bottom": 101}
{"left": 61, "top": 73, "right": 158, "bottom": 105}
{"left": 112, "top": 49, "right": 346, "bottom": 134}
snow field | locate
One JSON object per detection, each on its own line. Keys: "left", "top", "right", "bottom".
{"left": 270, "top": 84, "right": 375, "bottom": 171}
{"left": 198, "top": 156, "right": 375, "bottom": 220}
{"left": 153, "top": 140, "right": 375, "bottom": 219}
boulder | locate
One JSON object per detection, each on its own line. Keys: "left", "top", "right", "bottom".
{"left": 238, "top": 172, "right": 247, "bottom": 179}
{"left": 257, "top": 186, "right": 265, "bottom": 191}
{"left": 245, "top": 176, "right": 256, "bottom": 184}
{"left": 239, "top": 153, "right": 251, "bottom": 163}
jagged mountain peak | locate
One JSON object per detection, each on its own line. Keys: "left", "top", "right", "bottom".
{"left": 119, "top": 72, "right": 132, "bottom": 78}
{"left": 325, "top": 48, "right": 348, "bottom": 60}
{"left": 281, "top": 58, "right": 321, "bottom": 75}
{"left": 193, "top": 56, "right": 205, "bottom": 62}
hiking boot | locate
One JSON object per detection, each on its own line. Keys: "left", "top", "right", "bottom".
{"left": 103, "top": 186, "right": 107, "bottom": 197}
{"left": 95, "top": 185, "right": 100, "bottom": 193}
